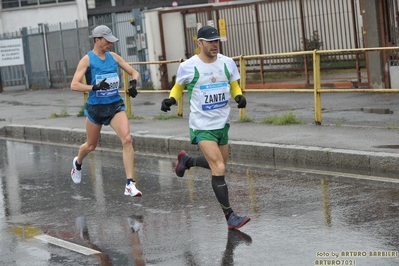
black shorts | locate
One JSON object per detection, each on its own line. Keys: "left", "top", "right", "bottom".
{"left": 84, "top": 99, "right": 125, "bottom": 125}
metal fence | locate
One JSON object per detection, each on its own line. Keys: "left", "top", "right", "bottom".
{"left": 178, "top": 0, "right": 365, "bottom": 87}
{"left": 0, "top": 0, "right": 398, "bottom": 91}
{"left": 1, "top": 13, "right": 143, "bottom": 91}
{"left": 6, "top": 21, "right": 92, "bottom": 90}
{"left": 182, "top": 0, "right": 363, "bottom": 58}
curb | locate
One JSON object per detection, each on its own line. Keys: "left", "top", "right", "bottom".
{"left": 1, "top": 124, "right": 399, "bottom": 176}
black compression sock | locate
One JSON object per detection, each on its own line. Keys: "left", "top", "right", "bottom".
{"left": 187, "top": 156, "right": 210, "bottom": 169}
{"left": 211, "top": 175, "right": 233, "bottom": 219}
{"left": 225, "top": 211, "right": 233, "bottom": 220}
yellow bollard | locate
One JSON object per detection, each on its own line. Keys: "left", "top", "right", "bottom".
{"left": 239, "top": 55, "right": 247, "bottom": 120}
{"left": 123, "top": 71, "right": 132, "bottom": 116}
{"left": 313, "top": 49, "right": 322, "bottom": 125}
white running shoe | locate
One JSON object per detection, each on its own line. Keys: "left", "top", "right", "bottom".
{"left": 124, "top": 182, "right": 142, "bottom": 197}
{"left": 127, "top": 215, "right": 144, "bottom": 233}
{"left": 71, "top": 156, "right": 81, "bottom": 184}
{"left": 76, "top": 216, "right": 89, "bottom": 240}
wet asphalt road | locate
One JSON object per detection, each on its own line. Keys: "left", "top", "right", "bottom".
{"left": 1, "top": 139, "right": 399, "bottom": 266}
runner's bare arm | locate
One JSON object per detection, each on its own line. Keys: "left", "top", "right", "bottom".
{"left": 71, "top": 55, "right": 93, "bottom": 92}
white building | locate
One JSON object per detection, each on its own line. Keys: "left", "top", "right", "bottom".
{"left": 0, "top": 0, "right": 88, "bottom": 34}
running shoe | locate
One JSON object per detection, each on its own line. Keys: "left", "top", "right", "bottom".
{"left": 175, "top": 150, "right": 190, "bottom": 177}
{"left": 124, "top": 182, "right": 142, "bottom": 197}
{"left": 71, "top": 156, "right": 81, "bottom": 184}
{"left": 227, "top": 212, "right": 251, "bottom": 230}
{"left": 227, "top": 229, "right": 252, "bottom": 248}
{"left": 127, "top": 214, "right": 144, "bottom": 233}
{"left": 76, "top": 216, "right": 89, "bottom": 240}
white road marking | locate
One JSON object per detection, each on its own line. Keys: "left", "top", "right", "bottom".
{"left": 34, "top": 234, "right": 101, "bottom": 255}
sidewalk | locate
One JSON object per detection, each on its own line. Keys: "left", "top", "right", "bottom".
{"left": 1, "top": 88, "right": 399, "bottom": 176}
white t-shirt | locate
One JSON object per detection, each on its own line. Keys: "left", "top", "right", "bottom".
{"left": 176, "top": 54, "right": 240, "bottom": 130}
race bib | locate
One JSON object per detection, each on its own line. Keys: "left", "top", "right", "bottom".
{"left": 200, "top": 82, "right": 229, "bottom": 111}
{"left": 95, "top": 72, "right": 119, "bottom": 97}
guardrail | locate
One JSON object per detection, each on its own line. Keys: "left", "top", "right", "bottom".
{"left": 238, "top": 47, "right": 399, "bottom": 124}
{"left": 84, "top": 47, "right": 399, "bottom": 125}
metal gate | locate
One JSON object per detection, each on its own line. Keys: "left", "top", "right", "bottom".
{"left": 375, "top": 0, "right": 399, "bottom": 87}
{"left": 181, "top": 0, "right": 363, "bottom": 56}
{"left": 176, "top": 0, "right": 365, "bottom": 87}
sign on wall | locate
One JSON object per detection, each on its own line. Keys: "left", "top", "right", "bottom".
{"left": 135, "top": 33, "right": 147, "bottom": 50}
{"left": 218, "top": 19, "right": 227, "bottom": 42}
{"left": 0, "top": 38, "right": 24, "bottom": 67}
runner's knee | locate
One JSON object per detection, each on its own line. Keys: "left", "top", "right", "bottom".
{"left": 85, "top": 142, "right": 97, "bottom": 152}
{"left": 120, "top": 134, "right": 133, "bottom": 147}
{"left": 211, "top": 161, "right": 226, "bottom": 175}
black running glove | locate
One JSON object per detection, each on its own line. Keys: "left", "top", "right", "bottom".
{"left": 161, "top": 97, "right": 176, "bottom": 112}
{"left": 92, "top": 78, "right": 110, "bottom": 91}
{"left": 235, "top": 95, "right": 247, "bottom": 108}
{"left": 128, "top": 79, "right": 138, "bottom": 98}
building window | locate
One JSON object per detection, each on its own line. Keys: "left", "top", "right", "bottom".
{"left": 126, "top": 36, "right": 137, "bottom": 56}
{"left": 94, "top": 0, "right": 111, "bottom": 8}
{"left": 40, "top": 0, "right": 57, "bottom": 4}
{"left": 2, "top": 0, "right": 74, "bottom": 9}
{"left": 2, "top": 0, "right": 20, "bottom": 8}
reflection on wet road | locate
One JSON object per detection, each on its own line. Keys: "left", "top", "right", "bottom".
{"left": 1, "top": 139, "right": 399, "bottom": 265}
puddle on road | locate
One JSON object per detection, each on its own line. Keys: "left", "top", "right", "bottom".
{"left": 358, "top": 108, "right": 393, "bottom": 114}
{"left": 337, "top": 108, "right": 394, "bottom": 114}
{"left": 316, "top": 108, "right": 394, "bottom": 115}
